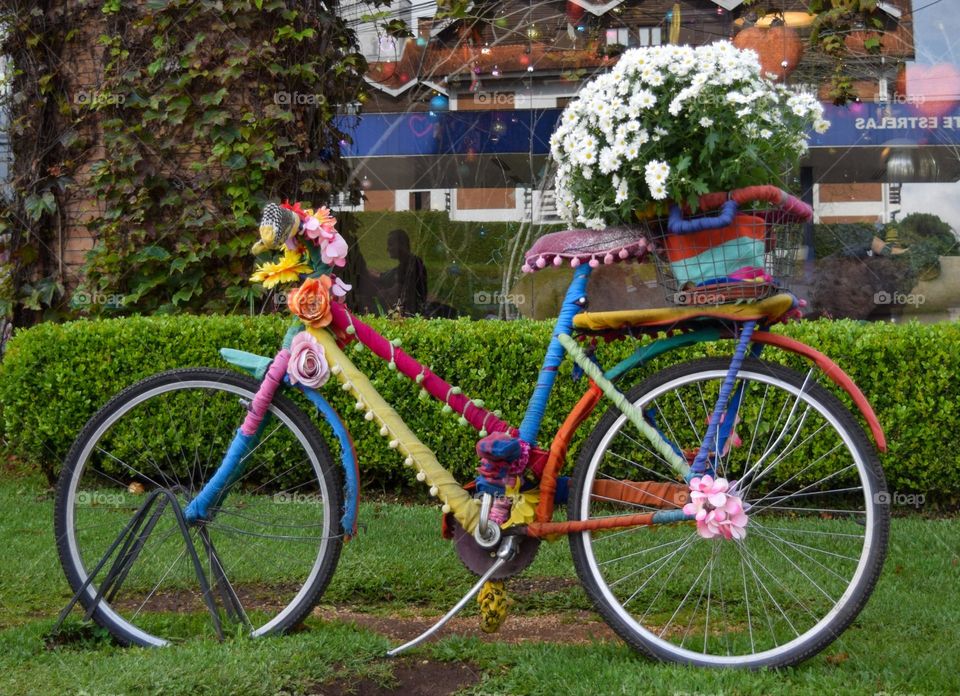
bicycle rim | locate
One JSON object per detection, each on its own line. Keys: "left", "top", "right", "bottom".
{"left": 55, "top": 368, "right": 343, "bottom": 646}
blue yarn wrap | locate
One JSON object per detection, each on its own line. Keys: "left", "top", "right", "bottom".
{"left": 184, "top": 427, "right": 260, "bottom": 523}
{"left": 652, "top": 508, "right": 693, "bottom": 524}
{"left": 518, "top": 264, "right": 592, "bottom": 446}
{"left": 668, "top": 199, "right": 739, "bottom": 235}
{"left": 299, "top": 385, "right": 359, "bottom": 537}
{"left": 474, "top": 475, "right": 569, "bottom": 503}
{"left": 688, "top": 320, "right": 757, "bottom": 478}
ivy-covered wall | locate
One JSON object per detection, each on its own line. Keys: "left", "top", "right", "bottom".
{"left": 0, "top": 0, "right": 378, "bottom": 323}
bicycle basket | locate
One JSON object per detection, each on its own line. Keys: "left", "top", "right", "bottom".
{"left": 651, "top": 187, "right": 810, "bottom": 306}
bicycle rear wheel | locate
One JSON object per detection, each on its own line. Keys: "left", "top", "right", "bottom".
{"left": 54, "top": 368, "right": 343, "bottom": 646}
{"left": 568, "top": 358, "right": 888, "bottom": 668}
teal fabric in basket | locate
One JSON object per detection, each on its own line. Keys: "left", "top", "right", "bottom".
{"left": 671, "top": 237, "right": 766, "bottom": 286}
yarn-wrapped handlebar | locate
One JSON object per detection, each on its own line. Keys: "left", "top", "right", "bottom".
{"left": 697, "top": 186, "right": 813, "bottom": 224}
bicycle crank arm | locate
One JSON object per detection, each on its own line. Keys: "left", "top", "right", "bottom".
{"left": 386, "top": 537, "right": 520, "bottom": 657}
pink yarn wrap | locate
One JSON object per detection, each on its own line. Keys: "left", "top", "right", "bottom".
{"left": 241, "top": 349, "right": 291, "bottom": 436}
{"left": 328, "top": 303, "right": 515, "bottom": 436}
{"left": 489, "top": 489, "right": 514, "bottom": 525}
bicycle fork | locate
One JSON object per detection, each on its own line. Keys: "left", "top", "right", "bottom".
{"left": 183, "top": 349, "right": 291, "bottom": 524}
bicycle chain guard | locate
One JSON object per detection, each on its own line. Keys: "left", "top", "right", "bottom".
{"left": 450, "top": 518, "right": 540, "bottom": 579}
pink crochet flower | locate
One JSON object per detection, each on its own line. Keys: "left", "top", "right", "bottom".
{"left": 320, "top": 233, "right": 349, "bottom": 267}
{"left": 287, "top": 331, "right": 330, "bottom": 388}
{"left": 682, "top": 475, "right": 748, "bottom": 540}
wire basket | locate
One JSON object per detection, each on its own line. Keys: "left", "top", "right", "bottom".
{"left": 651, "top": 209, "right": 803, "bottom": 306}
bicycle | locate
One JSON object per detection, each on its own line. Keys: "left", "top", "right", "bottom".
{"left": 53, "top": 185, "right": 889, "bottom": 668}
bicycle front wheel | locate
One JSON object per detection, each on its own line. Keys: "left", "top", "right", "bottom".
{"left": 568, "top": 358, "right": 889, "bottom": 668}
{"left": 54, "top": 368, "right": 344, "bottom": 646}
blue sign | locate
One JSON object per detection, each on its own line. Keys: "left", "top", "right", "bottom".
{"left": 811, "top": 101, "right": 960, "bottom": 147}
{"left": 339, "top": 109, "right": 561, "bottom": 157}
{"left": 341, "top": 100, "right": 960, "bottom": 158}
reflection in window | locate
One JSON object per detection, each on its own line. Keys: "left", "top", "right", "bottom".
{"left": 605, "top": 27, "right": 630, "bottom": 47}
{"left": 339, "top": 0, "right": 960, "bottom": 323}
{"left": 409, "top": 191, "right": 431, "bottom": 211}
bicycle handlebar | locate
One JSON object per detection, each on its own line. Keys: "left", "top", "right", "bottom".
{"left": 697, "top": 186, "right": 813, "bottom": 223}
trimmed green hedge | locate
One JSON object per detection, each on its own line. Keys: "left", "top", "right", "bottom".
{"left": 0, "top": 315, "right": 957, "bottom": 499}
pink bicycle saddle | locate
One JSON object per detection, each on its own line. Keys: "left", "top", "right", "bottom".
{"left": 522, "top": 227, "right": 651, "bottom": 272}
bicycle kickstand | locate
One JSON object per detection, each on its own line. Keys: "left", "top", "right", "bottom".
{"left": 385, "top": 536, "right": 520, "bottom": 657}
{"left": 52, "top": 489, "right": 227, "bottom": 641}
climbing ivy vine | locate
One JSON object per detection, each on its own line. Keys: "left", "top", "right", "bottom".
{"left": 1, "top": 0, "right": 382, "bottom": 320}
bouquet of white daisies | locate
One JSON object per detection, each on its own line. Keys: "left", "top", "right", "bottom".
{"left": 550, "top": 41, "right": 829, "bottom": 229}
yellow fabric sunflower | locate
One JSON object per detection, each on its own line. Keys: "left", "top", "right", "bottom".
{"left": 250, "top": 248, "right": 312, "bottom": 288}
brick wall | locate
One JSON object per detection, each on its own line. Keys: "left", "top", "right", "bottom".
{"left": 57, "top": 10, "right": 109, "bottom": 284}
{"left": 818, "top": 183, "right": 883, "bottom": 203}
{"left": 457, "top": 187, "right": 515, "bottom": 209}
{"left": 363, "top": 190, "right": 395, "bottom": 211}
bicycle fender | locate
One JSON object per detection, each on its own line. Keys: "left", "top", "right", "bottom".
{"left": 299, "top": 386, "right": 361, "bottom": 539}
{"left": 751, "top": 331, "right": 887, "bottom": 452}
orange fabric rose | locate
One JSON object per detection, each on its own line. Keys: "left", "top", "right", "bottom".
{"left": 288, "top": 276, "right": 333, "bottom": 328}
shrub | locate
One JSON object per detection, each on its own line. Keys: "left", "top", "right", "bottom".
{"left": 0, "top": 315, "right": 957, "bottom": 500}
{"left": 345, "top": 211, "right": 564, "bottom": 319}
{"left": 812, "top": 223, "right": 876, "bottom": 259}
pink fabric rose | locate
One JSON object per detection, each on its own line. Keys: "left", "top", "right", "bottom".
{"left": 303, "top": 208, "right": 337, "bottom": 244}
{"left": 321, "top": 233, "right": 349, "bottom": 267}
{"left": 287, "top": 331, "right": 330, "bottom": 388}
{"left": 682, "top": 475, "right": 748, "bottom": 540}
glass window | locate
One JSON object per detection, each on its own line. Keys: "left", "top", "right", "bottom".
{"left": 337, "top": 1, "right": 960, "bottom": 323}
{"left": 605, "top": 27, "right": 630, "bottom": 47}
{"left": 637, "top": 26, "right": 662, "bottom": 47}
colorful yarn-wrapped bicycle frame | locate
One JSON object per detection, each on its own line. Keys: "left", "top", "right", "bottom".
{"left": 185, "top": 186, "right": 887, "bottom": 541}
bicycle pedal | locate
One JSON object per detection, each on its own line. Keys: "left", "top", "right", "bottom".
{"left": 477, "top": 580, "right": 508, "bottom": 634}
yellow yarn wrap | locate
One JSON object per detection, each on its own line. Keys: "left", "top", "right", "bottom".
{"left": 310, "top": 328, "right": 481, "bottom": 534}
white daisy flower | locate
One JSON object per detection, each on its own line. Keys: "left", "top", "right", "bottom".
{"left": 585, "top": 217, "right": 606, "bottom": 230}
{"left": 615, "top": 178, "right": 629, "bottom": 204}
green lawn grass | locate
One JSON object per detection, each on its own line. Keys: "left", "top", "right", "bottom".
{"left": 1, "top": 472, "right": 957, "bottom": 695}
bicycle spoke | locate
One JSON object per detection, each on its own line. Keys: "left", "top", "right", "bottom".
{"left": 131, "top": 545, "right": 188, "bottom": 622}
{"left": 604, "top": 447, "right": 680, "bottom": 484}
{"left": 598, "top": 536, "right": 688, "bottom": 567}
{"left": 748, "top": 463, "right": 859, "bottom": 515}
